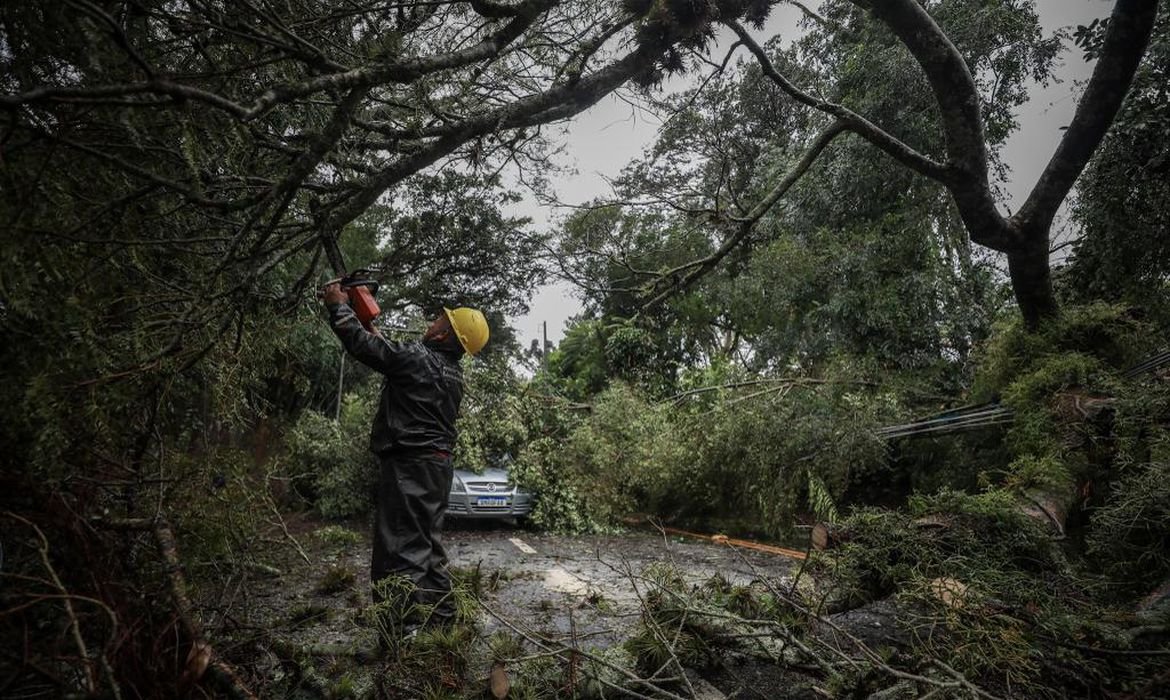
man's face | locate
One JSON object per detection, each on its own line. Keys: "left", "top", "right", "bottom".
{"left": 423, "top": 313, "right": 452, "bottom": 342}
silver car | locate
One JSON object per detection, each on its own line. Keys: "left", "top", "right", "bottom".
{"left": 446, "top": 467, "right": 533, "bottom": 520}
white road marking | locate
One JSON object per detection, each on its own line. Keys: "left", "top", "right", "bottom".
{"left": 543, "top": 567, "right": 590, "bottom": 596}
{"left": 508, "top": 537, "right": 537, "bottom": 555}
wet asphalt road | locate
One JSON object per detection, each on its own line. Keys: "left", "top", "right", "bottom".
{"left": 249, "top": 517, "right": 806, "bottom": 698}
{"left": 442, "top": 520, "right": 800, "bottom": 647}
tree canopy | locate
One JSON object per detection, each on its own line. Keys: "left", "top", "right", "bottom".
{"left": 2, "top": 1, "right": 1168, "bottom": 696}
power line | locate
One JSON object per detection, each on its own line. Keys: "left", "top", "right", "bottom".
{"left": 877, "top": 346, "right": 1170, "bottom": 440}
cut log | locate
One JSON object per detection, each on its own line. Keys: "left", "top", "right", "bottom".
{"left": 928, "top": 578, "right": 970, "bottom": 610}
{"left": 1020, "top": 487, "right": 1070, "bottom": 537}
{"left": 811, "top": 522, "right": 848, "bottom": 551}
{"left": 490, "top": 661, "right": 510, "bottom": 699}
{"left": 1053, "top": 390, "right": 1116, "bottom": 422}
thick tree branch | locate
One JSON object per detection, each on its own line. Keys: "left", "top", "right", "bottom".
{"left": 357, "top": 15, "right": 638, "bottom": 139}
{"left": 855, "top": 0, "right": 989, "bottom": 183}
{"left": 1, "top": 0, "right": 556, "bottom": 121}
{"left": 323, "top": 42, "right": 667, "bottom": 235}
{"left": 851, "top": 0, "right": 1015, "bottom": 252}
{"left": 1011, "top": 0, "right": 1160, "bottom": 235}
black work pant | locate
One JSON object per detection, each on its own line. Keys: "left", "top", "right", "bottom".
{"left": 371, "top": 451, "right": 456, "bottom": 626}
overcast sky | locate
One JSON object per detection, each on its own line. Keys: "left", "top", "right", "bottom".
{"left": 507, "top": 0, "right": 1117, "bottom": 348}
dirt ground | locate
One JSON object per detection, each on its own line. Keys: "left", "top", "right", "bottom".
{"left": 238, "top": 515, "right": 811, "bottom": 698}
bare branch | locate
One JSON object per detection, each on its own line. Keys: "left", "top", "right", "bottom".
{"left": 727, "top": 20, "right": 951, "bottom": 181}
{"left": 641, "top": 121, "right": 848, "bottom": 311}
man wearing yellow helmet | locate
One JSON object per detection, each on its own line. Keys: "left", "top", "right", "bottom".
{"left": 323, "top": 283, "right": 488, "bottom": 635}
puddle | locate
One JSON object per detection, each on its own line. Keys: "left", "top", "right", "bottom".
{"left": 541, "top": 566, "right": 591, "bottom": 595}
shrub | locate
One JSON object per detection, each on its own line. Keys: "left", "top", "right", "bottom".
{"left": 510, "top": 384, "right": 676, "bottom": 533}
{"left": 513, "top": 375, "right": 888, "bottom": 537}
{"left": 669, "top": 376, "right": 888, "bottom": 537}
{"left": 455, "top": 355, "right": 535, "bottom": 473}
{"left": 284, "top": 388, "right": 377, "bottom": 518}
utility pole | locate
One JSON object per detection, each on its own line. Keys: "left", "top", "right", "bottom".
{"left": 542, "top": 321, "right": 549, "bottom": 369}
{"left": 335, "top": 350, "right": 345, "bottom": 420}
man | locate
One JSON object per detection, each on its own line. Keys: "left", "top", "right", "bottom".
{"left": 322, "top": 282, "right": 489, "bottom": 631}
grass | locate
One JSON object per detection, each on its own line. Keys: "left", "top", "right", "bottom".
{"left": 316, "top": 565, "right": 357, "bottom": 595}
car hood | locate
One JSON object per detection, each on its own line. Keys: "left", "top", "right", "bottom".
{"left": 453, "top": 467, "right": 510, "bottom": 483}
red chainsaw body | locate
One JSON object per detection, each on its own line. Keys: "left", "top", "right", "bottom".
{"left": 347, "top": 285, "right": 380, "bottom": 331}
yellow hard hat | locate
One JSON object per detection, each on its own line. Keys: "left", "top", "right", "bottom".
{"left": 444, "top": 307, "right": 489, "bottom": 356}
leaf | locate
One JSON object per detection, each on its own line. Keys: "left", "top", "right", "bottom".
{"left": 806, "top": 471, "right": 840, "bottom": 523}
{"left": 490, "top": 661, "right": 509, "bottom": 698}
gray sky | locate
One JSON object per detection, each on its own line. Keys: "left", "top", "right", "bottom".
{"left": 508, "top": 0, "right": 1116, "bottom": 347}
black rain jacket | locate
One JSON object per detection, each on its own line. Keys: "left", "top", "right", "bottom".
{"left": 327, "top": 302, "right": 464, "bottom": 455}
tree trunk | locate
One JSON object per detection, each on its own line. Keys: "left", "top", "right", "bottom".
{"left": 1007, "top": 238, "right": 1059, "bottom": 330}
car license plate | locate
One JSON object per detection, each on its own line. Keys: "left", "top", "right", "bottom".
{"left": 476, "top": 497, "right": 508, "bottom": 507}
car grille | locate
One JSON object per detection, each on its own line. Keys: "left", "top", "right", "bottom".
{"left": 465, "top": 482, "right": 512, "bottom": 493}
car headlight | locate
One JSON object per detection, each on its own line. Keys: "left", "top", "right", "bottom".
{"left": 451, "top": 475, "right": 466, "bottom": 493}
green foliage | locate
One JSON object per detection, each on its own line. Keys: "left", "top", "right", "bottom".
{"left": 1002, "top": 454, "right": 1072, "bottom": 492}
{"left": 970, "top": 303, "right": 1154, "bottom": 489}
{"left": 455, "top": 354, "right": 534, "bottom": 473}
{"left": 515, "top": 370, "right": 889, "bottom": 537}
{"left": 509, "top": 436, "right": 598, "bottom": 533}
{"left": 364, "top": 577, "right": 421, "bottom": 649}
{"left": 545, "top": 313, "right": 692, "bottom": 400}
{"left": 360, "top": 570, "right": 489, "bottom": 697}
{"left": 672, "top": 377, "right": 888, "bottom": 537}
{"left": 362, "top": 172, "right": 547, "bottom": 318}
{"left": 557, "top": 0, "right": 1061, "bottom": 392}
{"left": 314, "top": 525, "right": 363, "bottom": 548}
{"left": 557, "top": 383, "right": 686, "bottom": 523}
{"left": 512, "top": 383, "right": 682, "bottom": 532}
{"left": 165, "top": 447, "right": 300, "bottom": 575}
{"left": 316, "top": 565, "right": 357, "bottom": 595}
{"left": 827, "top": 489, "right": 1059, "bottom": 603}
{"left": 973, "top": 303, "right": 1148, "bottom": 401}
{"left": 545, "top": 318, "right": 612, "bottom": 400}
{"left": 1087, "top": 462, "right": 1170, "bottom": 592}
{"left": 999, "top": 352, "right": 1103, "bottom": 466}
{"left": 1065, "top": 5, "right": 1170, "bottom": 316}
{"left": 806, "top": 472, "right": 840, "bottom": 523}
{"left": 1112, "top": 374, "right": 1170, "bottom": 468}
{"left": 626, "top": 563, "right": 717, "bottom": 675}
{"left": 284, "top": 388, "right": 378, "bottom": 519}
{"left": 824, "top": 480, "right": 1170, "bottom": 697}
{"left": 825, "top": 496, "right": 1065, "bottom": 694}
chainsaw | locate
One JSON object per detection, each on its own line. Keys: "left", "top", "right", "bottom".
{"left": 318, "top": 232, "right": 381, "bottom": 332}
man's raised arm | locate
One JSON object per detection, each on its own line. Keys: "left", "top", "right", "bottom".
{"left": 323, "top": 282, "right": 404, "bottom": 375}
